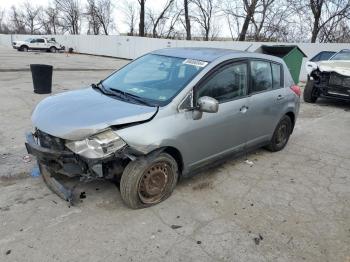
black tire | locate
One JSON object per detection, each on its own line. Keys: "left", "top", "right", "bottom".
{"left": 303, "top": 79, "right": 318, "bottom": 103}
{"left": 120, "top": 152, "right": 178, "bottom": 209}
{"left": 21, "top": 45, "right": 28, "bottom": 52}
{"left": 266, "top": 115, "right": 292, "bottom": 152}
{"left": 50, "top": 46, "right": 57, "bottom": 53}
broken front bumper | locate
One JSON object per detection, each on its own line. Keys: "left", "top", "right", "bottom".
{"left": 25, "top": 132, "right": 74, "bottom": 160}
{"left": 25, "top": 132, "right": 76, "bottom": 203}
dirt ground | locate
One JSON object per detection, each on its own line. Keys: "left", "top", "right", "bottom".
{"left": 0, "top": 46, "right": 349, "bottom": 262}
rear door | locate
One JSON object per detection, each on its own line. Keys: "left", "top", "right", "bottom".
{"left": 245, "top": 60, "right": 287, "bottom": 147}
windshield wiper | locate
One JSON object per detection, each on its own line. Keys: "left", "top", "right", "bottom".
{"left": 92, "top": 81, "right": 121, "bottom": 97}
{"left": 109, "top": 87, "right": 156, "bottom": 107}
{"left": 92, "top": 80, "right": 108, "bottom": 93}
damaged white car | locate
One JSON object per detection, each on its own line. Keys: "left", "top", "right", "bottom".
{"left": 304, "top": 49, "right": 350, "bottom": 102}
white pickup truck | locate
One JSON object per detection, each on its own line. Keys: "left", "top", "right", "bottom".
{"left": 12, "top": 37, "right": 65, "bottom": 53}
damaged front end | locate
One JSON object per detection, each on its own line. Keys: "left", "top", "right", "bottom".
{"left": 311, "top": 69, "right": 350, "bottom": 100}
{"left": 25, "top": 128, "right": 134, "bottom": 204}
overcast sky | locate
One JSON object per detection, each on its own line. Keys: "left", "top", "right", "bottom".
{"left": 0, "top": 0, "right": 231, "bottom": 36}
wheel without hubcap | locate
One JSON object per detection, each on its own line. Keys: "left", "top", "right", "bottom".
{"left": 266, "top": 115, "right": 292, "bottom": 152}
{"left": 138, "top": 162, "right": 172, "bottom": 204}
{"left": 120, "top": 152, "right": 178, "bottom": 209}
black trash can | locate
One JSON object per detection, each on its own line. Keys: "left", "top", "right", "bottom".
{"left": 30, "top": 64, "right": 53, "bottom": 94}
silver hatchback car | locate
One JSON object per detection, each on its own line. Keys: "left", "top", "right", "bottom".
{"left": 25, "top": 48, "right": 301, "bottom": 208}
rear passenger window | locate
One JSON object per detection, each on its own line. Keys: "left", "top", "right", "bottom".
{"left": 271, "top": 63, "right": 282, "bottom": 89}
{"left": 196, "top": 63, "right": 247, "bottom": 103}
{"left": 250, "top": 61, "right": 272, "bottom": 93}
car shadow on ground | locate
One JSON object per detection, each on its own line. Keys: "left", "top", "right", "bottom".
{"left": 315, "top": 97, "right": 350, "bottom": 110}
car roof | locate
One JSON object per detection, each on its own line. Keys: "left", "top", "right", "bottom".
{"left": 151, "top": 48, "right": 246, "bottom": 62}
{"left": 150, "top": 47, "right": 284, "bottom": 64}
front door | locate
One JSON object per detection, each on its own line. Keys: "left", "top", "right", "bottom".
{"left": 179, "top": 61, "right": 250, "bottom": 170}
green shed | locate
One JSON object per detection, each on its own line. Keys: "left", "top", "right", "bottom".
{"left": 259, "top": 45, "right": 307, "bottom": 83}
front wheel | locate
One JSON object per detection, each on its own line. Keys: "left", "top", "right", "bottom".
{"left": 266, "top": 115, "right": 292, "bottom": 152}
{"left": 50, "top": 46, "right": 57, "bottom": 53}
{"left": 21, "top": 46, "right": 28, "bottom": 52}
{"left": 120, "top": 152, "right": 178, "bottom": 209}
{"left": 303, "top": 79, "right": 318, "bottom": 103}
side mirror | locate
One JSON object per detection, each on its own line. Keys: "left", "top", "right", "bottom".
{"left": 197, "top": 96, "right": 219, "bottom": 113}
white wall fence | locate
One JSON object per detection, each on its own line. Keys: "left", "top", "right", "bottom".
{"left": 1, "top": 34, "right": 349, "bottom": 81}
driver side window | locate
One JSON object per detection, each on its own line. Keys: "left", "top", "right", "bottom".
{"left": 196, "top": 62, "right": 247, "bottom": 103}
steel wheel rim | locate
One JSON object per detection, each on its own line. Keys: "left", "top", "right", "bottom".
{"left": 138, "top": 162, "right": 172, "bottom": 204}
{"left": 276, "top": 122, "right": 288, "bottom": 146}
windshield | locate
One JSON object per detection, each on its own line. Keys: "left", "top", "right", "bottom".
{"left": 25, "top": 38, "right": 33, "bottom": 43}
{"left": 330, "top": 50, "right": 350, "bottom": 61}
{"left": 102, "top": 54, "right": 206, "bottom": 106}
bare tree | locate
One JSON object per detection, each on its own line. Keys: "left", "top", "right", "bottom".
{"left": 290, "top": 0, "right": 350, "bottom": 42}
{"left": 22, "top": 1, "right": 42, "bottom": 34}
{"left": 319, "top": 16, "right": 350, "bottom": 42}
{"left": 94, "top": 0, "right": 114, "bottom": 35}
{"left": 39, "top": 6, "right": 60, "bottom": 34}
{"left": 250, "top": 0, "right": 274, "bottom": 40}
{"left": 192, "top": 0, "right": 217, "bottom": 41}
{"left": 86, "top": 0, "right": 101, "bottom": 34}
{"left": 164, "top": 8, "right": 182, "bottom": 38}
{"left": 184, "top": 0, "right": 191, "bottom": 40}
{"left": 9, "top": 6, "right": 27, "bottom": 34}
{"left": 310, "top": 0, "right": 350, "bottom": 42}
{"left": 0, "top": 8, "right": 5, "bottom": 33}
{"left": 123, "top": 1, "right": 138, "bottom": 35}
{"left": 54, "top": 0, "right": 81, "bottom": 34}
{"left": 86, "top": 0, "right": 114, "bottom": 35}
{"left": 138, "top": 0, "right": 146, "bottom": 36}
{"left": 148, "top": 0, "right": 175, "bottom": 37}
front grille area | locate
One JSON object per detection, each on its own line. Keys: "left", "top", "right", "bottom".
{"left": 329, "top": 73, "right": 350, "bottom": 88}
{"left": 35, "top": 129, "right": 66, "bottom": 151}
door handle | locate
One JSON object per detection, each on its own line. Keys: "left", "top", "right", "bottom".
{"left": 240, "top": 106, "right": 249, "bottom": 113}
{"left": 277, "top": 95, "right": 285, "bottom": 100}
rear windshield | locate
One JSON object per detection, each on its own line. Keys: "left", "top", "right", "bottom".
{"left": 102, "top": 54, "right": 206, "bottom": 106}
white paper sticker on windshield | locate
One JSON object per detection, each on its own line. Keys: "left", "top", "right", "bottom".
{"left": 127, "top": 87, "right": 145, "bottom": 94}
{"left": 183, "top": 59, "right": 208, "bottom": 67}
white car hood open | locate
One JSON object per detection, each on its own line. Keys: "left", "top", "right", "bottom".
{"left": 319, "top": 60, "right": 350, "bottom": 76}
{"left": 32, "top": 87, "right": 158, "bottom": 140}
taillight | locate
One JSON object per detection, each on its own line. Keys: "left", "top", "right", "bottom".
{"left": 290, "top": 85, "right": 301, "bottom": 97}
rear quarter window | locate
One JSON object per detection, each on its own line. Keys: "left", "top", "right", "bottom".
{"left": 271, "top": 63, "right": 283, "bottom": 89}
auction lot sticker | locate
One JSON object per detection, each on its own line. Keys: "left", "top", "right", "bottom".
{"left": 183, "top": 59, "right": 208, "bottom": 67}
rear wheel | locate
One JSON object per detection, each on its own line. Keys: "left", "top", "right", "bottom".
{"left": 303, "top": 79, "right": 318, "bottom": 103}
{"left": 266, "top": 115, "right": 292, "bottom": 152}
{"left": 120, "top": 152, "right": 178, "bottom": 209}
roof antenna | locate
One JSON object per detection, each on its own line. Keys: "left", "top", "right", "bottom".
{"left": 244, "top": 44, "right": 253, "bottom": 52}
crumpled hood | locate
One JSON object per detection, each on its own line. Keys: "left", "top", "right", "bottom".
{"left": 32, "top": 87, "right": 158, "bottom": 140}
{"left": 319, "top": 60, "right": 350, "bottom": 76}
